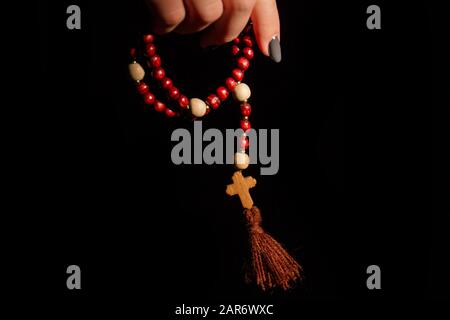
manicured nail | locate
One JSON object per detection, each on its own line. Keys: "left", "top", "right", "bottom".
{"left": 269, "top": 36, "right": 282, "bottom": 63}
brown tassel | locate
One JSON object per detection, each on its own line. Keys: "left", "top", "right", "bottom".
{"left": 244, "top": 206, "right": 302, "bottom": 291}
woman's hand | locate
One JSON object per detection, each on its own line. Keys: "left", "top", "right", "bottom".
{"left": 146, "top": 0, "right": 282, "bottom": 62}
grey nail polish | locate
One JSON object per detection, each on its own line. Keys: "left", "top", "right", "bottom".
{"left": 269, "top": 37, "right": 282, "bottom": 63}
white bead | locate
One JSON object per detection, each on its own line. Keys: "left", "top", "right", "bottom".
{"left": 190, "top": 98, "right": 207, "bottom": 117}
{"left": 235, "top": 152, "right": 250, "bottom": 170}
{"left": 129, "top": 62, "right": 145, "bottom": 81}
{"left": 233, "top": 83, "right": 251, "bottom": 102}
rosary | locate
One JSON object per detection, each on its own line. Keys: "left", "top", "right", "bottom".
{"left": 128, "top": 23, "right": 302, "bottom": 291}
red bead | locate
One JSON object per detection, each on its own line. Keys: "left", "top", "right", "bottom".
{"left": 240, "top": 102, "right": 252, "bottom": 116}
{"left": 161, "top": 77, "right": 173, "bottom": 90}
{"left": 240, "top": 136, "right": 249, "bottom": 150}
{"left": 205, "top": 106, "right": 211, "bottom": 115}
{"left": 144, "top": 92, "right": 155, "bottom": 105}
{"left": 145, "top": 43, "right": 156, "bottom": 56}
{"left": 154, "top": 100, "right": 166, "bottom": 112}
{"left": 216, "top": 86, "right": 229, "bottom": 101}
{"left": 231, "top": 45, "right": 240, "bottom": 56}
{"left": 179, "top": 95, "right": 189, "bottom": 109}
{"left": 237, "top": 57, "right": 250, "bottom": 71}
{"left": 243, "top": 47, "right": 254, "bottom": 60}
{"left": 153, "top": 67, "right": 165, "bottom": 80}
{"left": 168, "top": 87, "right": 180, "bottom": 100}
{"left": 233, "top": 38, "right": 241, "bottom": 45}
{"left": 165, "top": 108, "right": 176, "bottom": 117}
{"left": 149, "top": 55, "right": 161, "bottom": 68}
{"left": 143, "top": 34, "right": 154, "bottom": 44}
{"left": 232, "top": 68, "right": 244, "bottom": 82}
{"left": 242, "top": 36, "right": 253, "bottom": 47}
{"left": 225, "top": 77, "right": 237, "bottom": 91}
{"left": 240, "top": 119, "right": 251, "bottom": 132}
{"left": 206, "top": 94, "right": 221, "bottom": 109}
{"left": 136, "top": 82, "right": 149, "bottom": 94}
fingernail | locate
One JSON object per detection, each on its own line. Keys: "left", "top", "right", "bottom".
{"left": 269, "top": 36, "right": 282, "bottom": 63}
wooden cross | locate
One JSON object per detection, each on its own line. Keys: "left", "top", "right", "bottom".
{"left": 226, "top": 171, "right": 257, "bottom": 209}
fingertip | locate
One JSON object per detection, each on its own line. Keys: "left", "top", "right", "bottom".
{"left": 200, "top": 0, "right": 256, "bottom": 49}
{"left": 251, "top": 0, "right": 281, "bottom": 62}
{"left": 253, "top": 27, "right": 281, "bottom": 62}
{"left": 252, "top": 25, "right": 281, "bottom": 61}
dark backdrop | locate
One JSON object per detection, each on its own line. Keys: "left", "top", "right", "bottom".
{"left": 9, "top": 0, "right": 447, "bottom": 316}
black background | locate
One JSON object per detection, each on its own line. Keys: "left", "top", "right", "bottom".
{"left": 7, "top": 0, "right": 448, "bottom": 316}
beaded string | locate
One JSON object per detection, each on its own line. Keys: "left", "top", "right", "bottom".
{"left": 129, "top": 25, "right": 255, "bottom": 167}
{"left": 128, "top": 23, "right": 302, "bottom": 291}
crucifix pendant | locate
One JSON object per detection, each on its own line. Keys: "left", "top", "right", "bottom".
{"left": 226, "top": 171, "right": 257, "bottom": 209}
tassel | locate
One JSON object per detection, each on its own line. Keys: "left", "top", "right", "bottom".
{"left": 244, "top": 206, "right": 302, "bottom": 291}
